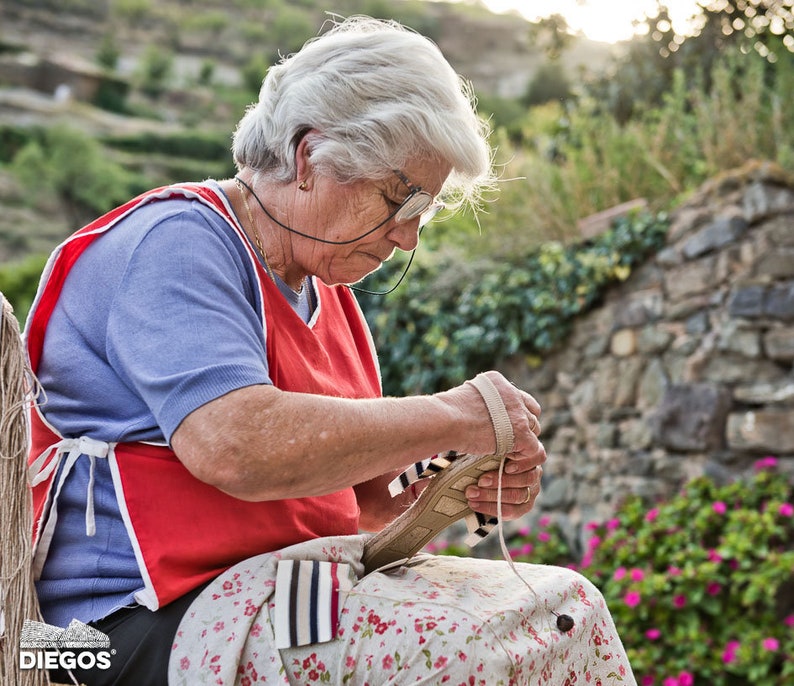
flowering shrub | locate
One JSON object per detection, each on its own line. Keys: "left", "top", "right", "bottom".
{"left": 583, "top": 459, "right": 794, "bottom": 685}
{"left": 438, "top": 457, "right": 794, "bottom": 684}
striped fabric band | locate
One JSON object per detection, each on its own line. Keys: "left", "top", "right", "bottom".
{"left": 273, "top": 560, "right": 355, "bottom": 649}
{"left": 387, "top": 452, "right": 457, "bottom": 497}
{"left": 387, "top": 451, "right": 499, "bottom": 546}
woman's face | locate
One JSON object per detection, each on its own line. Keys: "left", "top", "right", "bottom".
{"left": 290, "top": 157, "right": 450, "bottom": 286}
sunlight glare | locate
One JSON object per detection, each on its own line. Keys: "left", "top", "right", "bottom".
{"left": 477, "top": 0, "right": 701, "bottom": 43}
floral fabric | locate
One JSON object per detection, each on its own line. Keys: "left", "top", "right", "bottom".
{"left": 169, "top": 534, "right": 636, "bottom": 685}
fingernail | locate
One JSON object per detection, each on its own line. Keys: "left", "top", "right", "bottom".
{"left": 505, "top": 462, "right": 519, "bottom": 474}
{"left": 479, "top": 475, "right": 493, "bottom": 487}
{"left": 467, "top": 487, "right": 480, "bottom": 499}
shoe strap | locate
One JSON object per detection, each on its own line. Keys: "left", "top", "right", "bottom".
{"left": 469, "top": 373, "right": 515, "bottom": 456}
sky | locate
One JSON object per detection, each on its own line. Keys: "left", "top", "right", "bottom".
{"left": 476, "top": 0, "right": 703, "bottom": 43}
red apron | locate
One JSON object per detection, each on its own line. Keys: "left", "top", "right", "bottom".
{"left": 26, "top": 184, "right": 381, "bottom": 609}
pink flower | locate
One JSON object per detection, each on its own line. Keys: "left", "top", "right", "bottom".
{"left": 663, "top": 678, "right": 678, "bottom": 686}
{"left": 606, "top": 518, "right": 620, "bottom": 531}
{"left": 753, "top": 456, "right": 778, "bottom": 471}
{"left": 678, "top": 672, "right": 694, "bottom": 686}
{"left": 707, "top": 549, "right": 722, "bottom": 563}
{"left": 785, "top": 615, "right": 794, "bottom": 627}
{"left": 673, "top": 595, "right": 687, "bottom": 609}
{"left": 762, "top": 637, "right": 779, "bottom": 652}
{"left": 722, "top": 640, "right": 740, "bottom": 664}
{"left": 645, "top": 508, "right": 659, "bottom": 522}
{"left": 538, "top": 516, "right": 551, "bottom": 528}
{"left": 645, "top": 628, "right": 661, "bottom": 640}
{"left": 613, "top": 567, "right": 627, "bottom": 581}
{"left": 712, "top": 501, "right": 727, "bottom": 515}
{"left": 587, "top": 535, "right": 601, "bottom": 549}
{"left": 538, "top": 531, "right": 551, "bottom": 542}
{"left": 624, "top": 591, "right": 642, "bottom": 608}
{"left": 667, "top": 566, "right": 682, "bottom": 577}
{"left": 630, "top": 568, "right": 645, "bottom": 582}
{"left": 585, "top": 521, "right": 599, "bottom": 531}
{"left": 641, "top": 676, "right": 655, "bottom": 686}
{"left": 706, "top": 582, "right": 722, "bottom": 596}
{"left": 779, "top": 503, "right": 794, "bottom": 517}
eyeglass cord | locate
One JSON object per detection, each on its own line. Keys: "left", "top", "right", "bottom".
{"left": 233, "top": 176, "right": 420, "bottom": 296}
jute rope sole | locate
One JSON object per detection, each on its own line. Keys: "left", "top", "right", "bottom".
{"left": 362, "top": 374, "right": 514, "bottom": 574}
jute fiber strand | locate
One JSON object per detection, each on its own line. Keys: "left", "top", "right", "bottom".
{"left": 0, "top": 293, "right": 49, "bottom": 686}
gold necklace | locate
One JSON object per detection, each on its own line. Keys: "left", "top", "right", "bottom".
{"left": 234, "top": 177, "right": 277, "bottom": 283}
{"left": 233, "top": 178, "right": 312, "bottom": 309}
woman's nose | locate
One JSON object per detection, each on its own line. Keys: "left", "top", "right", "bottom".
{"left": 386, "top": 219, "right": 420, "bottom": 252}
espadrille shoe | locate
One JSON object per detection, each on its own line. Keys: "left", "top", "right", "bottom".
{"left": 362, "top": 374, "right": 515, "bottom": 574}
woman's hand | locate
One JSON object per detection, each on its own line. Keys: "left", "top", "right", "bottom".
{"left": 438, "top": 370, "right": 547, "bottom": 520}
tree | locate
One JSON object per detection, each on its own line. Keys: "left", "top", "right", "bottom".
{"left": 523, "top": 60, "right": 573, "bottom": 107}
{"left": 686, "top": 1, "right": 794, "bottom": 63}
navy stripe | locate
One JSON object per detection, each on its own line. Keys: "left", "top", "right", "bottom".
{"left": 309, "top": 561, "right": 320, "bottom": 644}
{"left": 288, "top": 561, "right": 300, "bottom": 647}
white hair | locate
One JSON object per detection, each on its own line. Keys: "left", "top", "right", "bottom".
{"left": 232, "top": 15, "right": 494, "bottom": 208}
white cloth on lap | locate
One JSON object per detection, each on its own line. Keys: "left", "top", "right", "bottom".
{"left": 169, "top": 534, "right": 636, "bottom": 685}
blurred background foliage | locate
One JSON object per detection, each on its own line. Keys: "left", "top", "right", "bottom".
{"left": 0, "top": 0, "right": 793, "bottom": 391}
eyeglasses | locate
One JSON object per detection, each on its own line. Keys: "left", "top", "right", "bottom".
{"left": 392, "top": 169, "right": 445, "bottom": 227}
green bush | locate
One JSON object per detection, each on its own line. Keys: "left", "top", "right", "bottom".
{"left": 103, "top": 130, "right": 231, "bottom": 161}
{"left": 0, "top": 253, "right": 48, "bottom": 324}
{"left": 436, "top": 458, "right": 794, "bottom": 685}
{"left": 137, "top": 44, "right": 174, "bottom": 98}
{"left": 10, "top": 125, "right": 136, "bottom": 224}
{"left": 357, "top": 211, "right": 668, "bottom": 396}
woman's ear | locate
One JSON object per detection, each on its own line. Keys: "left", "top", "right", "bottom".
{"left": 294, "top": 129, "right": 318, "bottom": 190}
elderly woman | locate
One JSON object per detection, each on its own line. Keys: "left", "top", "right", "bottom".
{"left": 27, "top": 16, "right": 634, "bottom": 686}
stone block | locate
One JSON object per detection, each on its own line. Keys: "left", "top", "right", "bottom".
{"left": 637, "top": 357, "right": 669, "bottom": 410}
{"left": 765, "top": 281, "right": 794, "bottom": 321}
{"left": 755, "top": 248, "right": 794, "bottom": 280}
{"left": 743, "top": 182, "right": 794, "bottom": 223}
{"left": 703, "top": 355, "right": 782, "bottom": 385}
{"left": 648, "top": 383, "right": 731, "bottom": 451}
{"left": 612, "top": 291, "right": 663, "bottom": 329}
{"left": 570, "top": 378, "right": 599, "bottom": 426}
{"left": 615, "top": 357, "right": 645, "bottom": 407}
{"left": 764, "top": 327, "right": 794, "bottom": 361}
{"left": 657, "top": 247, "right": 682, "bottom": 268}
{"left": 733, "top": 378, "right": 794, "bottom": 404}
{"left": 728, "top": 284, "right": 766, "bottom": 318}
{"left": 618, "top": 418, "right": 653, "bottom": 450}
{"left": 765, "top": 215, "right": 794, "bottom": 247}
{"left": 637, "top": 326, "right": 674, "bottom": 354}
{"left": 665, "top": 257, "right": 718, "bottom": 302}
{"left": 682, "top": 209, "right": 748, "bottom": 259}
{"left": 666, "top": 295, "right": 712, "bottom": 321}
{"left": 718, "top": 319, "right": 762, "bottom": 358}
{"left": 610, "top": 329, "right": 637, "bottom": 357}
{"left": 727, "top": 409, "right": 794, "bottom": 453}
{"left": 668, "top": 205, "right": 711, "bottom": 242}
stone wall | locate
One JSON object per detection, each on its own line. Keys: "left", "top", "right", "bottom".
{"left": 500, "top": 161, "right": 794, "bottom": 555}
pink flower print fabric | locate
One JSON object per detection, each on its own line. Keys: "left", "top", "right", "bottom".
{"left": 169, "top": 534, "right": 636, "bottom": 685}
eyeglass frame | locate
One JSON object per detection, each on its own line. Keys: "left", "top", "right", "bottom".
{"left": 392, "top": 169, "right": 445, "bottom": 227}
{"left": 233, "top": 168, "right": 444, "bottom": 248}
